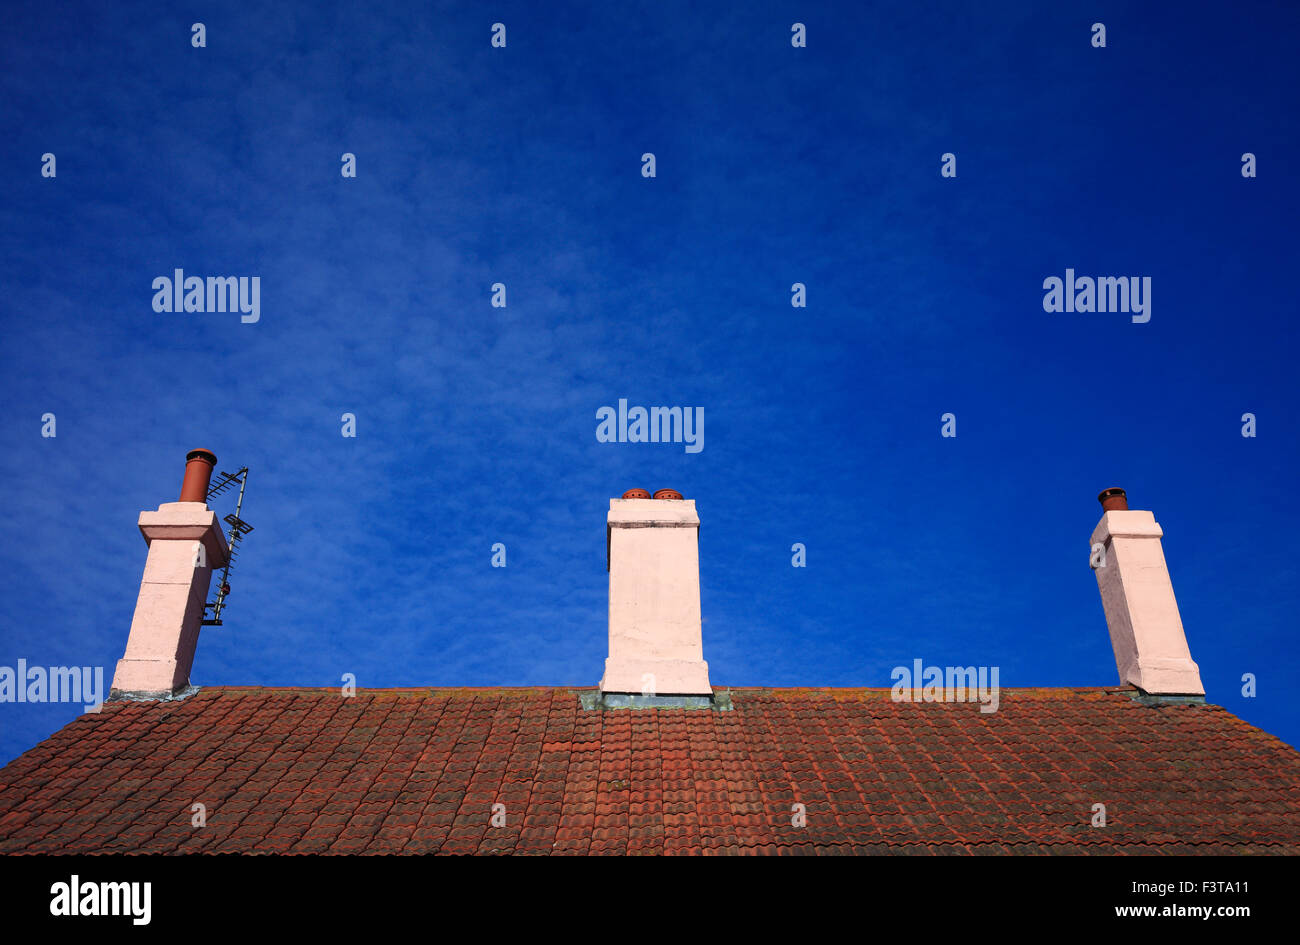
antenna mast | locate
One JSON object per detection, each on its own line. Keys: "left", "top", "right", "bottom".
{"left": 202, "top": 466, "right": 254, "bottom": 626}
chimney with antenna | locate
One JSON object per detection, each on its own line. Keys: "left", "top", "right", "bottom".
{"left": 1090, "top": 487, "right": 1204, "bottom": 697}
{"left": 110, "top": 449, "right": 229, "bottom": 698}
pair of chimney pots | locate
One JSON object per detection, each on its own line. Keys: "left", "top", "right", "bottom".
{"left": 622, "top": 488, "right": 683, "bottom": 500}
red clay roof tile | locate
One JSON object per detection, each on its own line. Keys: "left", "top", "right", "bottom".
{"left": 2, "top": 685, "right": 1299, "bottom": 854}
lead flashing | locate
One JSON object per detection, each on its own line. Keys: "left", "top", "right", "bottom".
{"left": 578, "top": 689, "right": 732, "bottom": 711}
{"left": 109, "top": 684, "right": 201, "bottom": 703}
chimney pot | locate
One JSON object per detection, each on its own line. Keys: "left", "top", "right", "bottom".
{"left": 652, "top": 488, "right": 683, "bottom": 500}
{"left": 1097, "top": 487, "right": 1128, "bottom": 512}
{"left": 621, "top": 488, "right": 651, "bottom": 499}
{"left": 179, "top": 449, "right": 218, "bottom": 503}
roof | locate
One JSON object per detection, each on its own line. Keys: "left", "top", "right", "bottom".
{"left": 3, "top": 686, "right": 1299, "bottom": 855}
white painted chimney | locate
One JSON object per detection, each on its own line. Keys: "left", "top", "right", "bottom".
{"left": 1090, "top": 488, "right": 1204, "bottom": 696}
{"left": 111, "top": 450, "right": 229, "bottom": 697}
{"left": 600, "top": 489, "right": 712, "bottom": 697}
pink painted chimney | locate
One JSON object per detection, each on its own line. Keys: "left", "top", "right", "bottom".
{"left": 600, "top": 490, "right": 712, "bottom": 697}
{"left": 110, "top": 450, "right": 229, "bottom": 697}
{"left": 1090, "top": 489, "right": 1204, "bottom": 696}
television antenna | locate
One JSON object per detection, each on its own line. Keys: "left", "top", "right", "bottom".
{"left": 202, "top": 466, "right": 254, "bottom": 627}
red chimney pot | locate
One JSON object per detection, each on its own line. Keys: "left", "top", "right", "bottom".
{"left": 179, "top": 449, "right": 218, "bottom": 503}
{"left": 621, "top": 488, "right": 651, "bottom": 499}
{"left": 653, "top": 488, "right": 683, "bottom": 500}
{"left": 1098, "top": 487, "right": 1128, "bottom": 512}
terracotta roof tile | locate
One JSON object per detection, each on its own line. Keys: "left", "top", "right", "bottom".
{"left": 2, "top": 686, "right": 1299, "bottom": 854}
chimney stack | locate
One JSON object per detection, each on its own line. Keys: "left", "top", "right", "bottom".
{"left": 110, "top": 450, "right": 229, "bottom": 698}
{"left": 600, "top": 489, "right": 712, "bottom": 698}
{"left": 1090, "top": 488, "right": 1204, "bottom": 696}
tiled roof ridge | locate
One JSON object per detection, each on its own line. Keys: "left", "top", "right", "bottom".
{"left": 128, "top": 684, "right": 1151, "bottom": 699}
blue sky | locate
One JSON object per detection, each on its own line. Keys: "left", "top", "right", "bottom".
{"left": 1, "top": 0, "right": 1297, "bottom": 765}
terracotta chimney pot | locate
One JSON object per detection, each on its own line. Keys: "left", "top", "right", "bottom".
{"left": 1097, "top": 487, "right": 1129, "bottom": 512}
{"left": 179, "top": 449, "right": 218, "bottom": 502}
